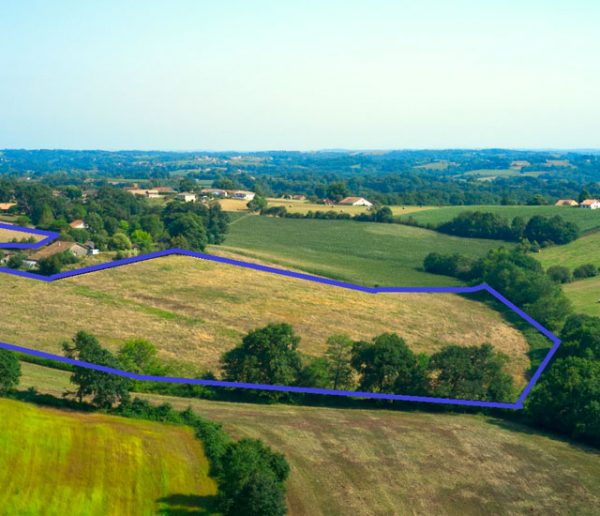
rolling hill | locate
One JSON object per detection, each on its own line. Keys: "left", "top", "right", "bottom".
{"left": 0, "top": 396, "right": 217, "bottom": 514}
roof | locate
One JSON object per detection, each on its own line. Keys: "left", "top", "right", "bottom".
{"left": 69, "top": 219, "right": 85, "bottom": 228}
{"left": 581, "top": 199, "right": 600, "bottom": 206}
{"left": 339, "top": 196, "right": 370, "bottom": 204}
{"left": 555, "top": 199, "right": 578, "bottom": 206}
{"left": 0, "top": 202, "right": 16, "bottom": 210}
{"left": 29, "top": 241, "right": 87, "bottom": 261}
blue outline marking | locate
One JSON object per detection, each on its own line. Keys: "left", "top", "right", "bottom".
{"left": 0, "top": 223, "right": 561, "bottom": 409}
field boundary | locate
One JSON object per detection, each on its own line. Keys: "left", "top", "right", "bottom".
{"left": 0, "top": 224, "right": 562, "bottom": 409}
{"left": 0, "top": 222, "right": 59, "bottom": 249}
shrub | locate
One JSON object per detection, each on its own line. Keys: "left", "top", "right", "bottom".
{"left": 573, "top": 263, "right": 598, "bottom": 279}
{"left": 546, "top": 265, "right": 572, "bottom": 284}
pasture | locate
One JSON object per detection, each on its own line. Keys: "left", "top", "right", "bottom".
{"left": 0, "top": 254, "right": 531, "bottom": 385}
{"left": 400, "top": 205, "right": 600, "bottom": 233}
{"left": 19, "top": 363, "right": 600, "bottom": 516}
{"left": 0, "top": 226, "right": 44, "bottom": 243}
{"left": 217, "top": 215, "right": 504, "bottom": 286}
{"left": 537, "top": 230, "right": 600, "bottom": 271}
{"left": 564, "top": 276, "right": 600, "bottom": 317}
{"left": 0, "top": 397, "right": 217, "bottom": 515}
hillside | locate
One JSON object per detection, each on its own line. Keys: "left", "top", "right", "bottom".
{"left": 564, "top": 276, "right": 600, "bottom": 317}
{"left": 0, "top": 254, "right": 531, "bottom": 385}
{"left": 0, "top": 396, "right": 217, "bottom": 514}
{"left": 216, "top": 215, "right": 504, "bottom": 286}
{"left": 400, "top": 205, "right": 600, "bottom": 233}
{"left": 537, "top": 230, "right": 600, "bottom": 271}
{"left": 20, "top": 363, "right": 600, "bottom": 516}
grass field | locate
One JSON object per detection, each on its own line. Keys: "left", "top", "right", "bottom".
{"left": 537, "top": 230, "right": 600, "bottom": 271}
{"left": 400, "top": 205, "right": 600, "bottom": 233}
{"left": 219, "top": 197, "right": 434, "bottom": 216}
{"left": 0, "top": 254, "right": 531, "bottom": 385}
{"left": 0, "top": 227, "right": 44, "bottom": 242}
{"left": 564, "top": 276, "right": 600, "bottom": 317}
{"left": 0, "top": 396, "right": 217, "bottom": 515}
{"left": 216, "top": 215, "right": 505, "bottom": 287}
{"left": 19, "top": 363, "right": 600, "bottom": 516}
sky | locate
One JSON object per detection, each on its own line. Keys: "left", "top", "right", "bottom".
{"left": 0, "top": 0, "right": 599, "bottom": 151}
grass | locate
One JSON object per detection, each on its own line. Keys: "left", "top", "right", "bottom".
{"left": 19, "top": 363, "right": 600, "bottom": 516}
{"left": 564, "top": 276, "right": 600, "bottom": 317}
{"left": 0, "top": 396, "right": 217, "bottom": 515}
{"left": 0, "top": 227, "right": 44, "bottom": 242}
{"left": 537, "top": 230, "right": 600, "bottom": 271}
{"left": 400, "top": 205, "right": 600, "bottom": 233}
{"left": 0, "top": 254, "right": 531, "bottom": 386}
{"left": 216, "top": 215, "right": 505, "bottom": 287}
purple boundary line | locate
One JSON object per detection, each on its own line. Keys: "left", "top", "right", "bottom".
{"left": 0, "top": 222, "right": 59, "bottom": 250}
{"left": 0, "top": 224, "right": 563, "bottom": 410}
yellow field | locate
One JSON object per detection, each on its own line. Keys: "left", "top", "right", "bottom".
{"left": 219, "top": 197, "right": 437, "bottom": 216}
{"left": 0, "top": 254, "right": 529, "bottom": 384}
{"left": 0, "top": 397, "right": 217, "bottom": 514}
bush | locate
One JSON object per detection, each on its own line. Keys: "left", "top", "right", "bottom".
{"left": 573, "top": 263, "right": 598, "bottom": 279}
{"left": 546, "top": 265, "right": 572, "bottom": 284}
{"left": 0, "top": 349, "right": 21, "bottom": 392}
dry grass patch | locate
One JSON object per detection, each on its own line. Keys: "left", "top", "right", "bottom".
{"left": 0, "top": 254, "right": 530, "bottom": 385}
{"left": 0, "top": 227, "right": 44, "bottom": 242}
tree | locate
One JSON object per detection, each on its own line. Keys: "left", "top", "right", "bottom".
{"left": 63, "top": 331, "right": 131, "bottom": 407}
{"left": 118, "top": 338, "right": 163, "bottom": 374}
{"left": 167, "top": 212, "right": 208, "bottom": 251}
{"left": 558, "top": 314, "right": 600, "bottom": 360}
{"left": 130, "top": 229, "right": 153, "bottom": 252}
{"left": 218, "top": 438, "right": 289, "bottom": 516}
{"left": 326, "top": 182, "right": 349, "bottom": 202}
{"left": 579, "top": 187, "right": 591, "bottom": 204}
{"left": 546, "top": 265, "right": 572, "bottom": 284}
{"left": 325, "top": 334, "right": 354, "bottom": 390}
{"left": 524, "top": 215, "right": 579, "bottom": 246}
{"left": 109, "top": 232, "right": 132, "bottom": 251}
{"left": 573, "top": 263, "right": 598, "bottom": 279}
{"left": 0, "top": 349, "right": 21, "bottom": 393}
{"left": 297, "top": 357, "right": 331, "bottom": 388}
{"left": 428, "top": 344, "right": 513, "bottom": 401}
{"left": 247, "top": 195, "right": 268, "bottom": 212}
{"left": 351, "top": 333, "right": 428, "bottom": 394}
{"left": 37, "top": 254, "right": 63, "bottom": 275}
{"left": 221, "top": 323, "right": 302, "bottom": 390}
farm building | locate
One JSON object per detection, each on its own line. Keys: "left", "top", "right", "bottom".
{"left": 555, "top": 199, "right": 579, "bottom": 207}
{"left": 176, "top": 192, "right": 197, "bottom": 202}
{"left": 200, "top": 188, "right": 228, "bottom": 197}
{"left": 230, "top": 190, "right": 256, "bottom": 201}
{"left": 339, "top": 196, "right": 373, "bottom": 207}
{"left": 153, "top": 186, "right": 176, "bottom": 194}
{"left": 580, "top": 199, "right": 600, "bottom": 209}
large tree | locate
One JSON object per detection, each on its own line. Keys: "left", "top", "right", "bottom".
{"left": 0, "top": 349, "right": 21, "bottom": 393}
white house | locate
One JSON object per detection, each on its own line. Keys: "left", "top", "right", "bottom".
{"left": 338, "top": 196, "right": 373, "bottom": 207}
{"left": 230, "top": 190, "right": 256, "bottom": 201}
{"left": 580, "top": 199, "right": 600, "bottom": 209}
{"left": 69, "top": 219, "right": 88, "bottom": 229}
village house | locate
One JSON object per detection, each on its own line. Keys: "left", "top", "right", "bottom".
{"left": 175, "top": 192, "right": 197, "bottom": 202}
{"left": 153, "top": 186, "right": 176, "bottom": 194}
{"left": 555, "top": 199, "right": 579, "bottom": 207}
{"left": 580, "top": 199, "right": 600, "bottom": 210}
{"left": 24, "top": 241, "right": 89, "bottom": 268}
{"left": 338, "top": 196, "right": 373, "bottom": 207}
{"left": 69, "top": 219, "right": 88, "bottom": 229}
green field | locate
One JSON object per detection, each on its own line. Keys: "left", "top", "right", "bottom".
{"left": 399, "top": 205, "right": 600, "bottom": 233}
{"left": 0, "top": 396, "right": 217, "bottom": 515}
{"left": 564, "top": 276, "right": 600, "bottom": 317}
{"left": 215, "top": 215, "right": 505, "bottom": 287}
{"left": 538, "top": 230, "right": 600, "bottom": 271}
{"left": 20, "top": 363, "right": 600, "bottom": 516}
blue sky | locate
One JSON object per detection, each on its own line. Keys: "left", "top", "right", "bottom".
{"left": 0, "top": 1, "right": 598, "bottom": 150}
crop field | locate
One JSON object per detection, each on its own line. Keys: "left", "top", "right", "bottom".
{"left": 399, "top": 205, "right": 600, "bottom": 233}
{"left": 19, "top": 363, "right": 600, "bottom": 516}
{"left": 537, "top": 230, "right": 600, "bottom": 271}
{"left": 219, "top": 197, "right": 434, "bottom": 216}
{"left": 0, "top": 396, "right": 217, "bottom": 515}
{"left": 216, "top": 215, "right": 504, "bottom": 286}
{"left": 0, "top": 254, "right": 531, "bottom": 384}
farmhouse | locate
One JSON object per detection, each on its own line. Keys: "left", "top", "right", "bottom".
{"left": 555, "top": 199, "right": 579, "bottom": 207}
{"left": 69, "top": 219, "right": 88, "bottom": 229}
{"left": 25, "top": 241, "right": 89, "bottom": 268}
{"left": 200, "top": 188, "right": 229, "bottom": 197}
{"left": 0, "top": 202, "right": 16, "bottom": 211}
{"left": 175, "top": 192, "right": 197, "bottom": 202}
{"left": 153, "top": 186, "right": 176, "bottom": 194}
{"left": 339, "top": 196, "right": 373, "bottom": 207}
{"left": 580, "top": 199, "right": 600, "bottom": 209}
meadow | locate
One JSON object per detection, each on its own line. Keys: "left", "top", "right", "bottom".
{"left": 0, "top": 254, "right": 531, "bottom": 385}
{"left": 216, "top": 215, "right": 505, "bottom": 286}
{"left": 564, "top": 276, "right": 600, "bottom": 317}
{"left": 0, "top": 396, "right": 217, "bottom": 515}
{"left": 0, "top": 227, "right": 44, "bottom": 242}
{"left": 20, "top": 363, "right": 600, "bottom": 516}
{"left": 537, "top": 230, "right": 600, "bottom": 271}
{"left": 399, "top": 205, "right": 600, "bottom": 233}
